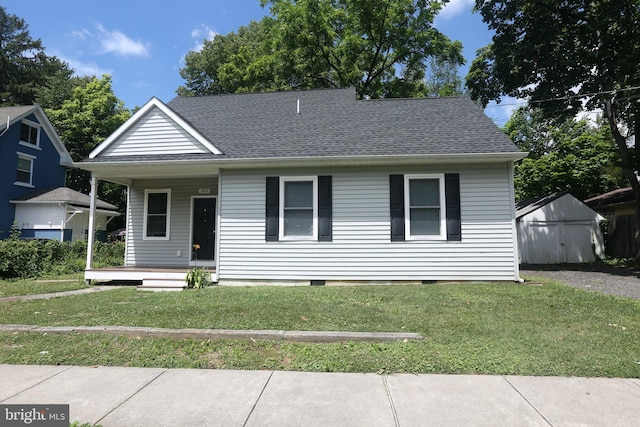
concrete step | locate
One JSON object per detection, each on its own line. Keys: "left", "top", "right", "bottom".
{"left": 138, "top": 278, "right": 186, "bottom": 292}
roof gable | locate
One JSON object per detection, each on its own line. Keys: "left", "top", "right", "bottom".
{"left": 0, "top": 105, "right": 73, "bottom": 165}
{"left": 89, "top": 97, "right": 221, "bottom": 159}
{"left": 516, "top": 192, "right": 603, "bottom": 222}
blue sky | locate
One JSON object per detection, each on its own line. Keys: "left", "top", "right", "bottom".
{"left": 4, "top": 0, "right": 518, "bottom": 126}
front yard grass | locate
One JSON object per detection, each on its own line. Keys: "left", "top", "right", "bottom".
{"left": 0, "top": 275, "right": 88, "bottom": 298}
{"left": 0, "top": 279, "right": 638, "bottom": 377}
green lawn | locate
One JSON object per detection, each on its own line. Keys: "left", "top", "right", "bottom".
{"left": 0, "top": 275, "right": 88, "bottom": 297}
{"left": 0, "top": 279, "right": 638, "bottom": 377}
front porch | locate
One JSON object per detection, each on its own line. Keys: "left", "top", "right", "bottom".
{"left": 85, "top": 266, "right": 218, "bottom": 291}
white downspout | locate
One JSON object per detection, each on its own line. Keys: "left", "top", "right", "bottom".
{"left": 85, "top": 175, "right": 98, "bottom": 274}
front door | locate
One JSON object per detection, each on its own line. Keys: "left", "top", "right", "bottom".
{"left": 191, "top": 197, "right": 216, "bottom": 263}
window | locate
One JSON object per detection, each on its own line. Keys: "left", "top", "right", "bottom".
{"left": 405, "top": 174, "right": 446, "bottom": 239}
{"left": 265, "top": 176, "right": 332, "bottom": 242}
{"left": 144, "top": 189, "right": 171, "bottom": 239}
{"left": 390, "top": 173, "right": 461, "bottom": 241}
{"left": 15, "top": 153, "right": 35, "bottom": 187}
{"left": 20, "top": 121, "right": 40, "bottom": 147}
{"left": 280, "top": 177, "right": 318, "bottom": 240}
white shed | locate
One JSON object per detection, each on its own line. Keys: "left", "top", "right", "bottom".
{"left": 516, "top": 192, "right": 604, "bottom": 264}
{"left": 10, "top": 187, "right": 120, "bottom": 241}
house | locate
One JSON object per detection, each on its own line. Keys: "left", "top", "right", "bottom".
{"left": 76, "top": 88, "right": 526, "bottom": 288}
{"left": 10, "top": 187, "right": 119, "bottom": 241}
{"left": 585, "top": 187, "right": 637, "bottom": 257}
{"left": 516, "top": 192, "right": 604, "bottom": 264}
{"left": 0, "top": 105, "right": 73, "bottom": 238}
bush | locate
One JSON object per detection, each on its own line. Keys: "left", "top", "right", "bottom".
{"left": 0, "top": 238, "right": 124, "bottom": 279}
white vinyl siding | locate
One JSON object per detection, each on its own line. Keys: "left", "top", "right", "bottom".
{"left": 14, "top": 205, "right": 64, "bottom": 230}
{"left": 218, "top": 164, "right": 518, "bottom": 282}
{"left": 101, "top": 107, "right": 211, "bottom": 156}
{"left": 126, "top": 178, "right": 218, "bottom": 267}
{"left": 13, "top": 204, "right": 110, "bottom": 241}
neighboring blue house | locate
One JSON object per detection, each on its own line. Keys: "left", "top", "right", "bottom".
{"left": 0, "top": 105, "right": 73, "bottom": 239}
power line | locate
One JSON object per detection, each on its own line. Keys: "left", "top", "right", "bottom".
{"left": 483, "top": 85, "right": 640, "bottom": 108}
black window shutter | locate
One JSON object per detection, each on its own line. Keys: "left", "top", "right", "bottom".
{"left": 318, "top": 176, "right": 332, "bottom": 241}
{"left": 389, "top": 174, "right": 405, "bottom": 241}
{"left": 445, "top": 173, "right": 461, "bottom": 241}
{"left": 265, "top": 176, "right": 279, "bottom": 241}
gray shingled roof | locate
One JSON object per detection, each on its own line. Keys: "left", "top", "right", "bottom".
{"left": 0, "top": 106, "right": 37, "bottom": 132}
{"left": 10, "top": 187, "right": 119, "bottom": 211}
{"left": 167, "top": 88, "right": 519, "bottom": 159}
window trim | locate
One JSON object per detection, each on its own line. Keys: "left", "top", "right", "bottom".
{"left": 19, "top": 119, "right": 42, "bottom": 149}
{"left": 404, "top": 173, "right": 446, "bottom": 240}
{"left": 278, "top": 176, "right": 318, "bottom": 241}
{"left": 143, "top": 189, "right": 171, "bottom": 240}
{"left": 14, "top": 152, "right": 36, "bottom": 188}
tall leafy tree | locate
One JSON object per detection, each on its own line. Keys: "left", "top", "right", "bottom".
{"left": 45, "top": 75, "right": 130, "bottom": 216}
{"left": 506, "top": 107, "right": 623, "bottom": 201}
{"left": 465, "top": 0, "right": 640, "bottom": 257}
{"left": 179, "top": 0, "right": 464, "bottom": 99}
{"left": 0, "top": 6, "right": 68, "bottom": 106}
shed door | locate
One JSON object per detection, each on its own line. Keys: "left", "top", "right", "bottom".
{"left": 564, "top": 223, "right": 595, "bottom": 263}
{"left": 526, "top": 223, "right": 562, "bottom": 264}
{"left": 191, "top": 197, "right": 216, "bottom": 262}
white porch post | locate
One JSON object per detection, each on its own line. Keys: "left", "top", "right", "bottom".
{"left": 86, "top": 175, "right": 98, "bottom": 270}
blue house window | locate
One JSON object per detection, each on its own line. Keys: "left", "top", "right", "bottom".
{"left": 15, "top": 153, "right": 35, "bottom": 187}
{"left": 20, "top": 121, "right": 40, "bottom": 147}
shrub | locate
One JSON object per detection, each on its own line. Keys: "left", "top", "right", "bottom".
{"left": 0, "top": 238, "right": 124, "bottom": 279}
{"left": 185, "top": 268, "right": 212, "bottom": 289}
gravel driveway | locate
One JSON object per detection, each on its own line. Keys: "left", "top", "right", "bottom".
{"left": 520, "top": 265, "right": 640, "bottom": 299}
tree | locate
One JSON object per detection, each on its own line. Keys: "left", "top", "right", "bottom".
{"left": 506, "top": 107, "right": 623, "bottom": 201}
{"left": 466, "top": 0, "right": 640, "bottom": 258}
{"left": 45, "top": 75, "right": 130, "bottom": 219}
{"left": 0, "top": 6, "right": 68, "bottom": 106}
{"left": 179, "top": 0, "right": 464, "bottom": 99}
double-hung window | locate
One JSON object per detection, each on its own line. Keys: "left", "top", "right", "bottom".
{"left": 405, "top": 174, "right": 446, "bottom": 239}
{"left": 20, "top": 121, "right": 40, "bottom": 148}
{"left": 144, "top": 189, "right": 171, "bottom": 240}
{"left": 15, "top": 153, "right": 35, "bottom": 187}
{"left": 265, "top": 175, "right": 332, "bottom": 242}
{"left": 390, "top": 173, "right": 461, "bottom": 241}
{"left": 279, "top": 176, "right": 318, "bottom": 240}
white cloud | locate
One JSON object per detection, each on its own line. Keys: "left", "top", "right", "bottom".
{"left": 96, "top": 24, "right": 150, "bottom": 57}
{"left": 60, "top": 56, "right": 112, "bottom": 77}
{"left": 70, "top": 29, "right": 92, "bottom": 40}
{"left": 191, "top": 24, "right": 218, "bottom": 52}
{"left": 437, "top": 0, "right": 475, "bottom": 21}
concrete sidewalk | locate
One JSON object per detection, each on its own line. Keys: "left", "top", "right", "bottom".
{"left": 1, "top": 365, "right": 638, "bottom": 426}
